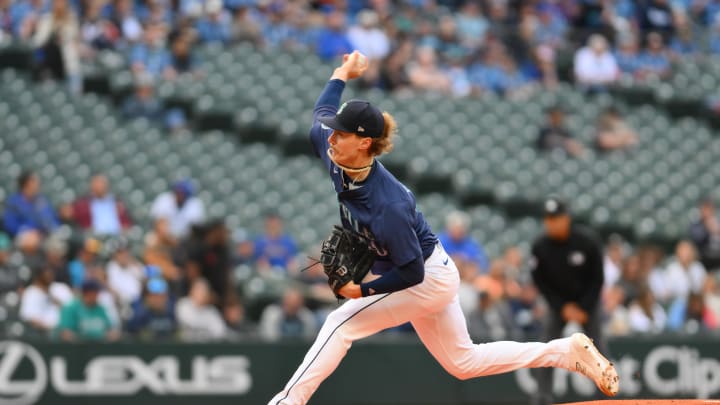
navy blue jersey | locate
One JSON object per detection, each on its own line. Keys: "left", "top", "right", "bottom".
{"left": 310, "top": 80, "right": 437, "bottom": 273}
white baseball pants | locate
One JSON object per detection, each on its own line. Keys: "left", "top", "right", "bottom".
{"left": 268, "top": 243, "right": 574, "bottom": 405}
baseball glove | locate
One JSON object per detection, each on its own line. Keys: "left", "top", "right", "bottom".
{"left": 320, "top": 225, "right": 376, "bottom": 298}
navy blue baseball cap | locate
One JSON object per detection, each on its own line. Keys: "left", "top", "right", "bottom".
{"left": 318, "top": 100, "right": 385, "bottom": 138}
{"left": 81, "top": 278, "right": 102, "bottom": 292}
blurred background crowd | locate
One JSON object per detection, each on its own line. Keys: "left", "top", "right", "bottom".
{"left": 2, "top": 168, "right": 719, "bottom": 342}
{"left": 3, "top": 0, "right": 720, "bottom": 98}
{"left": 0, "top": 0, "right": 720, "bottom": 343}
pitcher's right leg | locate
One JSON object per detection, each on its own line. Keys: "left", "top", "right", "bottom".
{"left": 268, "top": 287, "right": 436, "bottom": 405}
{"left": 269, "top": 243, "right": 460, "bottom": 405}
{"left": 267, "top": 294, "right": 393, "bottom": 405}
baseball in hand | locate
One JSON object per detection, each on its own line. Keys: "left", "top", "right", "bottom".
{"left": 356, "top": 52, "right": 368, "bottom": 68}
{"left": 341, "top": 51, "right": 368, "bottom": 79}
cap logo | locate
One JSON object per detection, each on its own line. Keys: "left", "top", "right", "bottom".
{"left": 546, "top": 200, "right": 558, "bottom": 212}
{"left": 357, "top": 126, "right": 365, "bottom": 132}
{"left": 337, "top": 102, "right": 347, "bottom": 115}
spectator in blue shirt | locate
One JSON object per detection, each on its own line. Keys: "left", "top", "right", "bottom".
{"left": 669, "top": 22, "right": 700, "bottom": 58}
{"left": 710, "top": 18, "right": 720, "bottom": 54}
{"left": 129, "top": 23, "right": 175, "bottom": 79}
{"left": 438, "top": 210, "right": 490, "bottom": 273}
{"left": 701, "top": 0, "right": 720, "bottom": 26}
{"left": 614, "top": 34, "right": 643, "bottom": 77}
{"left": 444, "top": 49, "right": 472, "bottom": 97}
{"left": 288, "top": 7, "right": 321, "bottom": 51}
{"left": 10, "top": 0, "right": 47, "bottom": 38}
{"left": 496, "top": 55, "right": 532, "bottom": 97}
{"left": 123, "top": 72, "right": 186, "bottom": 131}
{"left": 123, "top": 72, "right": 163, "bottom": 121}
{"left": 126, "top": 277, "right": 177, "bottom": 340}
{"left": 615, "top": 0, "right": 637, "bottom": 21}
{"left": 468, "top": 41, "right": 518, "bottom": 95}
{"left": 468, "top": 61, "right": 503, "bottom": 94}
{"left": 195, "top": 0, "right": 232, "bottom": 44}
{"left": 225, "top": 0, "right": 258, "bottom": 11}
{"left": 3, "top": 171, "right": 59, "bottom": 238}
{"left": 253, "top": 212, "right": 299, "bottom": 274}
{"left": 315, "top": 10, "right": 353, "bottom": 60}
{"left": 135, "top": 0, "right": 173, "bottom": 26}
{"left": 533, "top": 4, "right": 567, "bottom": 49}
{"left": 637, "top": 31, "right": 671, "bottom": 79}
{"left": 261, "top": 5, "right": 294, "bottom": 49}
{"left": 455, "top": 1, "right": 489, "bottom": 50}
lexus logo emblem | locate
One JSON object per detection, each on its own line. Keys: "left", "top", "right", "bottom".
{"left": 0, "top": 341, "right": 47, "bottom": 405}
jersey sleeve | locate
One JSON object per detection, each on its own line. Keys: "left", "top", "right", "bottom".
{"left": 310, "top": 79, "right": 345, "bottom": 171}
{"left": 378, "top": 201, "right": 423, "bottom": 267}
{"left": 360, "top": 255, "right": 424, "bottom": 296}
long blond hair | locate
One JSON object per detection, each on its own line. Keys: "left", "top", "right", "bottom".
{"left": 367, "top": 111, "right": 397, "bottom": 157}
{"left": 326, "top": 111, "right": 398, "bottom": 174}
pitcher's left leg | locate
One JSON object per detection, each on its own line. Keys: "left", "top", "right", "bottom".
{"left": 411, "top": 296, "right": 571, "bottom": 380}
{"left": 411, "top": 297, "right": 618, "bottom": 395}
{"left": 269, "top": 283, "right": 444, "bottom": 405}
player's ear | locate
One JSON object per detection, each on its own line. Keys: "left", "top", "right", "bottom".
{"left": 358, "top": 137, "right": 371, "bottom": 149}
{"left": 357, "top": 136, "right": 372, "bottom": 151}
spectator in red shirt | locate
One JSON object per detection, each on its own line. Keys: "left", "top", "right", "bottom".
{"left": 73, "top": 174, "right": 132, "bottom": 236}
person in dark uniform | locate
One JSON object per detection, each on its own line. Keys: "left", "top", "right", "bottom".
{"left": 530, "top": 197, "right": 605, "bottom": 405}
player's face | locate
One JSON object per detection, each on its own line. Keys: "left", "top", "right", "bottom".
{"left": 328, "top": 130, "right": 371, "bottom": 166}
{"left": 543, "top": 214, "right": 570, "bottom": 240}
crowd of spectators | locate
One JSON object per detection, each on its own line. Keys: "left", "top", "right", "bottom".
{"left": 445, "top": 201, "right": 720, "bottom": 340}
{"left": 1, "top": 0, "right": 720, "bottom": 102}
{"left": 3, "top": 168, "right": 719, "bottom": 342}
{"left": 603, "top": 237, "right": 720, "bottom": 335}
{"left": 4, "top": 169, "right": 277, "bottom": 341}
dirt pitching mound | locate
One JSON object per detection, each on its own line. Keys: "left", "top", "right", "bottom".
{"left": 560, "top": 400, "right": 720, "bottom": 405}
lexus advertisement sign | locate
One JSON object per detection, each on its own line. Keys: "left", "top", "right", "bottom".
{"left": 0, "top": 338, "right": 716, "bottom": 404}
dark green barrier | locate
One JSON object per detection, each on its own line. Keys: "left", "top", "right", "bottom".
{"left": 0, "top": 335, "right": 718, "bottom": 404}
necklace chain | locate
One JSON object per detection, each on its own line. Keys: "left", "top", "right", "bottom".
{"left": 345, "top": 171, "right": 364, "bottom": 188}
{"left": 326, "top": 148, "right": 373, "bottom": 189}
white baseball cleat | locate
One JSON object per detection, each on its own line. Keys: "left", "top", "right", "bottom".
{"left": 568, "top": 333, "right": 619, "bottom": 397}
